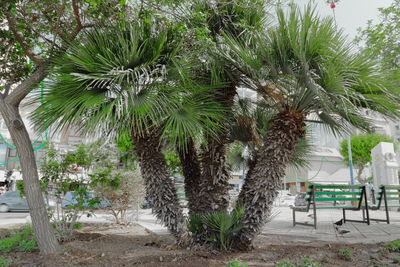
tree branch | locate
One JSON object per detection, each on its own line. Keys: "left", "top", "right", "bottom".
{"left": 5, "top": 6, "right": 44, "bottom": 66}
{"left": 72, "top": 0, "right": 83, "bottom": 31}
{"left": 5, "top": 64, "right": 49, "bottom": 106}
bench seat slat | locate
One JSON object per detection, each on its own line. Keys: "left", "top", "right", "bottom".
{"left": 382, "top": 185, "right": 400, "bottom": 190}
{"left": 314, "top": 191, "right": 361, "bottom": 196}
{"left": 311, "top": 184, "right": 363, "bottom": 189}
{"left": 307, "top": 197, "right": 360, "bottom": 201}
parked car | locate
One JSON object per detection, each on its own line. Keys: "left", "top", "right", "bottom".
{"left": 61, "top": 191, "right": 111, "bottom": 208}
{"left": 0, "top": 190, "right": 28, "bottom": 212}
{"left": 0, "top": 191, "right": 55, "bottom": 212}
{"left": 294, "top": 193, "right": 308, "bottom": 207}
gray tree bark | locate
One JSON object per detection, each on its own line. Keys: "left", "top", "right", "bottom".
{"left": 0, "top": 88, "right": 60, "bottom": 254}
{"left": 132, "top": 129, "right": 185, "bottom": 240}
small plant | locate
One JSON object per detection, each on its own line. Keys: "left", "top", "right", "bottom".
{"left": 338, "top": 248, "right": 353, "bottom": 261}
{"left": 276, "top": 259, "right": 295, "bottom": 267}
{"left": 393, "top": 257, "right": 400, "bottom": 264}
{"left": 226, "top": 259, "right": 248, "bottom": 267}
{"left": 298, "top": 257, "right": 321, "bottom": 267}
{"left": 386, "top": 240, "right": 400, "bottom": 252}
{"left": 187, "top": 207, "right": 245, "bottom": 250}
{"left": 0, "top": 225, "right": 37, "bottom": 253}
{"left": 0, "top": 256, "right": 11, "bottom": 267}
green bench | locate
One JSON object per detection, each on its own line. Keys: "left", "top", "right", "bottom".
{"left": 368, "top": 185, "right": 400, "bottom": 224}
{"left": 291, "top": 184, "right": 370, "bottom": 229}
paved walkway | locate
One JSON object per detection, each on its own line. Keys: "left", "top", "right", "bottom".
{"left": 2, "top": 207, "right": 400, "bottom": 244}
{"left": 262, "top": 207, "right": 400, "bottom": 244}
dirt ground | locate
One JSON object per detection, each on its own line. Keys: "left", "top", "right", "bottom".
{"left": 1, "top": 223, "right": 399, "bottom": 267}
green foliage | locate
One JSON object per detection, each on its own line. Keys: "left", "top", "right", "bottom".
{"left": 276, "top": 257, "right": 320, "bottom": 267}
{"left": 0, "top": 256, "right": 11, "bottom": 267}
{"left": 386, "top": 240, "right": 400, "bottom": 252}
{"left": 340, "top": 134, "right": 396, "bottom": 182}
{"left": 340, "top": 134, "right": 395, "bottom": 167}
{"left": 226, "top": 259, "right": 248, "bottom": 267}
{"left": 276, "top": 259, "right": 295, "bottom": 267}
{"left": 338, "top": 248, "right": 353, "bottom": 261}
{"left": 163, "top": 149, "right": 183, "bottom": 175}
{"left": 0, "top": 225, "right": 37, "bottom": 253}
{"left": 356, "top": 0, "right": 400, "bottom": 78}
{"left": 187, "top": 207, "right": 245, "bottom": 250}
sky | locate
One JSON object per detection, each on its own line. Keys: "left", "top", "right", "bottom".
{"left": 292, "top": 0, "right": 393, "bottom": 40}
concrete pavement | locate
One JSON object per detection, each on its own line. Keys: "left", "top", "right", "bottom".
{"left": 2, "top": 207, "right": 400, "bottom": 244}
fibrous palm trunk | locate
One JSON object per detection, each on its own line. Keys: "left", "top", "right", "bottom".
{"left": 177, "top": 139, "right": 202, "bottom": 216}
{"left": 133, "top": 130, "right": 185, "bottom": 240}
{"left": 235, "top": 111, "right": 306, "bottom": 250}
{"left": 0, "top": 99, "right": 60, "bottom": 254}
{"left": 196, "top": 86, "right": 236, "bottom": 214}
{"left": 197, "top": 135, "right": 232, "bottom": 213}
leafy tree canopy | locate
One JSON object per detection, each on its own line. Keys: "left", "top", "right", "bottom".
{"left": 340, "top": 133, "right": 397, "bottom": 167}
{"left": 355, "top": 0, "right": 399, "bottom": 80}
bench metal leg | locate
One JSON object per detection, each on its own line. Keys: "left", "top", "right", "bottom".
{"left": 343, "top": 209, "right": 346, "bottom": 223}
{"left": 313, "top": 204, "right": 317, "bottom": 229}
{"left": 292, "top": 209, "right": 296, "bottom": 226}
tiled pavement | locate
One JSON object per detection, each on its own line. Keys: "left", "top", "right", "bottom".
{"left": 262, "top": 207, "right": 400, "bottom": 244}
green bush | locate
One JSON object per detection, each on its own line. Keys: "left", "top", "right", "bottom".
{"left": 338, "top": 248, "right": 352, "bottom": 261}
{"left": 386, "top": 240, "right": 400, "bottom": 252}
{"left": 187, "top": 207, "right": 245, "bottom": 250}
{"left": 298, "top": 257, "right": 320, "bottom": 267}
{"left": 276, "top": 259, "right": 295, "bottom": 267}
{"left": 0, "top": 225, "right": 37, "bottom": 253}
{"left": 226, "top": 259, "right": 248, "bottom": 267}
{"left": 0, "top": 256, "right": 11, "bottom": 267}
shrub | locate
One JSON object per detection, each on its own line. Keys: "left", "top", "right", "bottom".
{"left": 187, "top": 207, "right": 244, "bottom": 250}
{"left": 386, "top": 240, "right": 400, "bottom": 252}
{"left": 338, "top": 248, "right": 353, "bottom": 261}
{"left": 0, "top": 256, "right": 11, "bottom": 267}
{"left": 226, "top": 259, "right": 248, "bottom": 267}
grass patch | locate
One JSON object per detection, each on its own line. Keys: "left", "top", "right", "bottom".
{"left": 0, "top": 256, "right": 11, "bottom": 267}
{"left": 386, "top": 240, "right": 400, "bottom": 252}
{"left": 338, "top": 248, "right": 353, "bottom": 261}
{"left": 226, "top": 259, "right": 248, "bottom": 267}
{"left": 276, "top": 257, "right": 321, "bottom": 267}
{"left": 0, "top": 225, "right": 37, "bottom": 253}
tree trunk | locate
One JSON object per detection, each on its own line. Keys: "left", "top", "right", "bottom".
{"left": 132, "top": 130, "right": 185, "bottom": 240}
{"left": 197, "top": 135, "right": 232, "bottom": 213}
{"left": 196, "top": 86, "right": 237, "bottom": 214}
{"left": 177, "top": 139, "right": 202, "bottom": 216}
{"left": 356, "top": 165, "right": 365, "bottom": 184}
{"left": 237, "top": 157, "right": 258, "bottom": 206}
{"left": 235, "top": 111, "right": 306, "bottom": 250}
{"left": 0, "top": 99, "right": 60, "bottom": 254}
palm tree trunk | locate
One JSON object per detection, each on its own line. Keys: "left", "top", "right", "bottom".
{"left": 177, "top": 139, "right": 202, "bottom": 216}
{"left": 132, "top": 130, "right": 185, "bottom": 240}
{"left": 235, "top": 111, "right": 306, "bottom": 250}
{"left": 237, "top": 157, "right": 258, "bottom": 206}
{"left": 197, "top": 135, "right": 231, "bottom": 213}
{"left": 196, "top": 86, "right": 237, "bottom": 214}
{"left": 0, "top": 99, "right": 60, "bottom": 254}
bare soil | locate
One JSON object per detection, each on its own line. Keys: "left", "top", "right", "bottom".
{"left": 1, "top": 223, "right": 399, "bottom": 267}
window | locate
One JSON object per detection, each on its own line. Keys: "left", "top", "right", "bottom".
{"left": 396, "top": 125, "right": 400, "bottom": 130}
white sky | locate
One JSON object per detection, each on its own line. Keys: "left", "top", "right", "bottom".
{"left": 293, "top": 0, "right": 393, "bottom": 40}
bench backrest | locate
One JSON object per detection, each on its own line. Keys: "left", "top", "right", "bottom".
{"left": 376, "top": 185, "right": 400, "bottom": 208}
{"left": 305, "top": 184, "right": 366, "bottom": 210}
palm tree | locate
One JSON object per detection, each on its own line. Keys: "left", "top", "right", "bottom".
{"left": 223, "top": 5, "right": 400, "bottom": 249}
{"left": 32, "top": 22, "right": 224, "bottom": 240}
{"left": 176, "top": 0, "right": 270, "bottom": 215}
